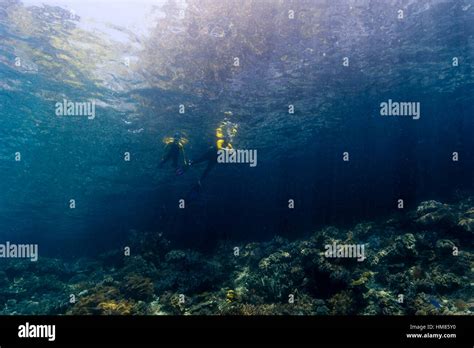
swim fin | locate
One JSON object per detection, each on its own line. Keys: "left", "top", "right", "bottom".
{"left": 186, "top": 182, "right": 202, "bottom": 201}
{"left": 175, "top": 163, "right": 190, "bottom": 176}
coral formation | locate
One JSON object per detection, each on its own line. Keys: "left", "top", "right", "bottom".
{"left": 120, "top": 274, "right": 154, "bottom": 301}
{"left": 0, "top": 197, "right": 472, "bottom": 315}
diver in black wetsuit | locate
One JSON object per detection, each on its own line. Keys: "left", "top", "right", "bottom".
{"left": 185, "top": 121, "right": 236, "bottom": 198}
{"left": 189, "top": 144, "right": 218, "bottom": 184}
{"left": 187, "top": 138, "right": 232, "bottom": 195}
{"left": 159, "top": 132, "right": 187, "bottom": 171}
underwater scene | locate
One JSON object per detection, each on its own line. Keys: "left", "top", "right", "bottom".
{"left": 0, "top": 0, "right": 473, "bottom": 317}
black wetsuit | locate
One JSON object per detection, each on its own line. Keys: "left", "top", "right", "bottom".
{"left": 160, "top": 142, "right": 181, "bottom": 169}
{"left": 193, "top": 145, "right": 218, "bottom": 182}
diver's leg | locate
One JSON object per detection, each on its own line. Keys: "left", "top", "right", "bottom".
{"left": 162, "top": 145, "right": 179, "bottom": 168}
{"left": 159, "top": 152, "right": 172, "bottom": 167}
{"left": 172, "top": 152, "right": 179, "bottom": 169}
{"left": 192, "top": 154, "right": 209, "bottom": 165}
{"left": 200, "top": 161, "right": 216, "bottom": 183}
{"left": 192, "top": 148, "right": 214, "bottom": 165}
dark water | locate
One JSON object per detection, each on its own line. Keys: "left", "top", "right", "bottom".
{"left": 0, "top": 0, "right": 473, "bottom": 258}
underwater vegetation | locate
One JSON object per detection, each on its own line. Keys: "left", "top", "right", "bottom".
{"left": 0, "top": 198, "right": 472, "bottom": 315}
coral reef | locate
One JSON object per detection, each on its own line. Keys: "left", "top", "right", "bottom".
{"left": 0, "top": 197, "right": 472, "bottom": 315}
{"left": 120, "top": 274, "right": 155, "bottom": 301}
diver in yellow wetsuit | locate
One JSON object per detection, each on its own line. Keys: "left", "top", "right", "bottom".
{"left": 159, "top": 132, "right": 188, "bottom": 172}
{"left": 188, "top": 121, "right": 237, "bottom": 185}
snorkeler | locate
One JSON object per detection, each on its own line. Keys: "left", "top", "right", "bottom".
{"left": 189, "top": 137, "right": 232, "bottom": 185}
{"left": 159, "top": 132, "right": 188, "bottom": 174}
{"left": 188, "top": 120, "right": 237, "bottom": 186}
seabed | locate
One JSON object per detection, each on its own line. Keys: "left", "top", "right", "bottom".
{"left": 1, "top": 198, "right": 472, "bottom": 316}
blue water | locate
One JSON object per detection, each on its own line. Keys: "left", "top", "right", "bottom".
{"left": 0, "top": 0, "right": 473, "bottom": 257}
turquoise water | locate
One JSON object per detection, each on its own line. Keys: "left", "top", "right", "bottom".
{"left": 1, "top": 0, "right": 473, "bottom": 254}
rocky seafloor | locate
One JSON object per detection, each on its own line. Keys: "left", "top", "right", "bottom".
{"left": 1, "top": 198, "right": 473, "bottom": 315}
